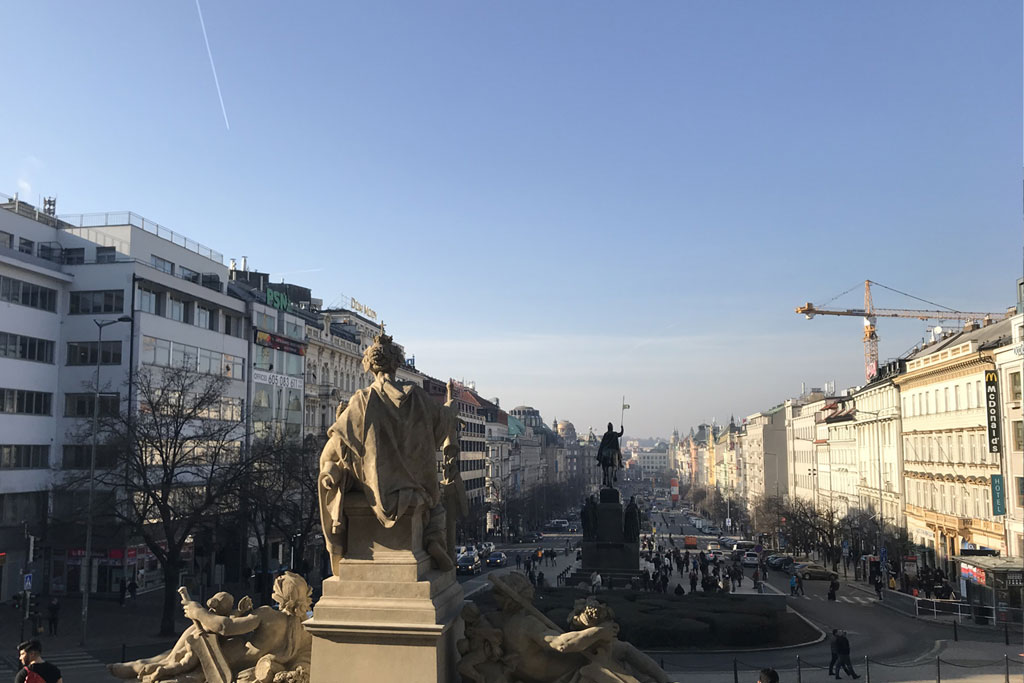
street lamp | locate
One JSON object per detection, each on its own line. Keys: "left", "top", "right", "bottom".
{"left": 81, "top": 315, "right": 132, "bottom": 645}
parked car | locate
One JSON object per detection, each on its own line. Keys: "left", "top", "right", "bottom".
{"left": 741, "top": 552, "right": 760, "bottom": 568}
{"left": 707, "top": 549, "right": 726, "bottom": 561}
{"left": 523, "top": 532, "right": 543, "bottom": 543}
{"left": 456, "top": 553, "right": 482, "bottom": 575}
{"left": 477, "top": 541, "right": 495, "bottom": 557}
{"left": 766, "top": 554, "right": 793, "bottom": 570}
{"left": 704, "top": 526, "right": 723, "bottom": 536}
{"left": 485, "top": 551, "right": 508, "bottom": 568}
{"left": 789, "top": 562, "right": 837, "bottom": 580}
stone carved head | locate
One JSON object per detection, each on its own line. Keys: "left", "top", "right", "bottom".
{"left": 362, "top": 332, "right": 404, "bottom": 377}
{"left": 568, "top": 597, "right": 614, "bottom": 629}
{"left": 272, "top": 571, "right": 313, "bottom": 616}
{"left": 493, "top": 572, "right": 534, "bottom": 613}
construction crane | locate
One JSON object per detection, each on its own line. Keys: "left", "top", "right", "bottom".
{"left": 796, "top": 280, "right": 1006, "bottom": 381}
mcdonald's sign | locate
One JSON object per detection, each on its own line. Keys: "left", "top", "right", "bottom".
{"left": 984, "top": 370, "right": 1001, "bottom": 454}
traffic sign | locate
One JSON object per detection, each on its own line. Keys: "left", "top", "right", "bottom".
{"left": 725, "top": 517, "right": 732, "bottom": 528}
{"left": 23, "top": 573, "right": 32, "bottom": 591}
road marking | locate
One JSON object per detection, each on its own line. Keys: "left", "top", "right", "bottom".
{"left": 45, "top": 650, "right": 105, "bottom": 670}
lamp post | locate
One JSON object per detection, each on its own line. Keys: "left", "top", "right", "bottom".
{"left": 81, "top": 315, "right": 131, "bottom": 646}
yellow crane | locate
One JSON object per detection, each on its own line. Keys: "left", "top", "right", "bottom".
{"left": 795, "top": 280, "right": 1005, "bottom": 381}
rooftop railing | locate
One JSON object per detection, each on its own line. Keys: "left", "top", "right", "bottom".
{"left": 58, "top": 211, "right": 224, "bottom": 265}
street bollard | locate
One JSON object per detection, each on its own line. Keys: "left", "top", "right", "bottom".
{"left": 953, "top": 621, "right": 958, "bottom": 641}
{"left": 936, "top": 656, "right": 941, "bottom": 683}
{"left": 1004, "top": 654, "right": 1009, "bottom": 683}
{"left": 796, "top": 655, "right": 801, "bottom": 683}
{"left": 733, "top": 658, "right": 738, "bottom": 683}
{"left": 864, "top": 656, "right": 870, "bottom": 683}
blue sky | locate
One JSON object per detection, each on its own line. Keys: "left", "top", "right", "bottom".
{"left": 3, "top": 2, "right": 1021, "bottom": 437}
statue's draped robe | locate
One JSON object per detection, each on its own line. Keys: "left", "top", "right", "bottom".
{"left": 319, "top": 377, "right": 457, "bottom": 557}
{"left": 596, "top": 430, "right": 622, "bottom": 467}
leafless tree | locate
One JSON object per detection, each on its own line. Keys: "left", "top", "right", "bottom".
{"left": 63, "top": 365, "right": 250, "bottom": 636}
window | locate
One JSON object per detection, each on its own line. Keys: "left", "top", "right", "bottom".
{"left": 0, "top": 491, "right": 47, "bottom": 524}
{"left": 151, "top": 255, "right": 174, "bottom": 275}
{"left": 64, "top": 392, "right": 119, "bottom": 418}
{"left": 223, "top": 353, "right": 243, "bottom": 380}
{"left": 18, "top": 238, "right": 34, "bottom": 255}
{"left": 62, "top": 445, "right": 117, "bottom": 469}
{"left": 0, "top": 333, "right": 54, "bottom": 363}
{"left": 137, "top": 287, "right": 158, "bottom": 315}
{"left": 0, "top": 389, "right": 52, "bottom": 415}
{"left": 967, "top": 383, "right": 975, "bottom": 409}
{"left": 0, "top": 275, "right": 58, "bottom": 312}
{"left": 1013, "top": 421, "right": 1023, "bottom": 452}
{"left": 954, "top": 385, "right": 961, "bottom": 411}
{"left": 195, "top": 306, "right": 210, "bottom": 330}
{"left": 96, "top": 246, "right": 116, "bottom": 263}
{"left": 943, "top": 388, "right": 949, "bottom": 413}
{"left": 141, "top": 336, "right": 172, "bottom": 367}
{"left": 171, "top": 343, "right": 198, "bottom": 370}
{"left": 1017, "top": 477, "right": 1024, "bottom": 508}
{"left": 256, "top": 312, "right": 275, "bottom": 333}
{"left": 63, "top": 248, "right": 85, "bottom": 265}
{"left": 0, "top": 445, "right": 48, "bottom": 469}
{"left": 69, "top": 290, "right": 124, "bottom": 314}
{"left": 168, "top": 297, "right": 186, "bottom": 322}
{"left": 179, "top": 266, "right": 200, "bottom": 284}
{"left": 67, "top": 341, "right": 122, "bottom": 366}
{"left": 1011, "top": 372, "right": 1022, "bottom": 402}
{"left": 0, "top": 231, "right": 12, "bottom": 249}
{"left": 977, "top": 381, "right": 984, "bottom": 409}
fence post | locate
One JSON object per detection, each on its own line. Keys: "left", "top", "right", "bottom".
{"left": 953, "top": 621, "right": 958, "bottom": 641}
{"left": 796, "top": 655, "right": 802, "bottom": 683}
{"left": 936, "top": 656, "right": 941, "bottom": 683}
{"left": 1003, "top": 621, "right": 1009, "bottom": 645}
{"left": 733, "top": 658, "right": 738, "bottom": 683}
{"left": 864, "top": 656, "right": 870, "bottom": 683}
{"left": 1004, "top": 654, "right": 1009, "bottom": 683}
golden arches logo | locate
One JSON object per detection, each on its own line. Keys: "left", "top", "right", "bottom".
{"left": 985, "top": 371, "right": 998, "bottom": 382}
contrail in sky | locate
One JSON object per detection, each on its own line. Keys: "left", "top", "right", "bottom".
{"left": 195, "top": 0, "right": 230, "bottom": 130}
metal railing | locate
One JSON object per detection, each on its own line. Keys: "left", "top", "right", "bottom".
{"left": 59, "top": 211, "right": 224, "bottom": 264}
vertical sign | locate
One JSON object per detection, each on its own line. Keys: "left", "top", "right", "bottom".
{"left": 991, "top": 474, "right": 1006, "bottom": 516}
{"left": 984, "top": 370, "right": 1001, "bottom": 453}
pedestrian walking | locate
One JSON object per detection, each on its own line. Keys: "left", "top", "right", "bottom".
{"left": 828, "top": 577, "right": 839, "bottom": 601}
{"left": 873, "top": 574, "right": 884, "bottom": 600}
{"left": 45, "top": 597, "right": 60, "bottom": 636}
{"left": 689, "top": 570, "right": 698, "bottom": 593}
{"left": 590, "top": 571, "right": 602, "bottom": 594}
{"left": 515, "top": 552, "right": 522, "bottom": 570}
{"left": 796, "top": 574, "right": 805, "bottom": 596}
{"left": 128, "top": 579, "right": 138, "bottom": 600}
{"left": 16, "top": 640, "right": 62, "bottom": 683}
{"left": 828, "top": 629, "right": 840, "bottom": 675}
{"left": 789, "top": 574, "right": 798, "bottom": 596}
{"left": 834, "top": 630, "right": 860, "bottom": 679}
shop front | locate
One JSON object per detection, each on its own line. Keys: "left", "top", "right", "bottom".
{"left": 957, "top": 556, "right": 1023, "bottom": 625}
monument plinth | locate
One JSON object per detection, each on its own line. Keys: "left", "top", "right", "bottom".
{"left": 306, "top": 492, "right": 463, "bottom": 683}
{"left": 573, "top": 487, "right": 640, "bottom": 587}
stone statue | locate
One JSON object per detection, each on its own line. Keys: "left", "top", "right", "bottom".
{"left": 582, "top": 496, "right": 598, "bottom": 541}
{"left": 477, "top": 573, "right": 671, "bottom": 683}
{"left": 442, "top": 381, "right": 469, "bottom": 560}
{"left": 108, "top": 573, "right": 312, "bottom": 683}
{"left": 317, "top": 330, "right": 460, "bottom": 572}
{"left": 596, "top": 422, "right": 624, "bottom": 488}
{"left": 455, "top": 603, "right": 510, "bottom": 683}
{"left": 623, "top": 496, "right": 641, "bottom": 541}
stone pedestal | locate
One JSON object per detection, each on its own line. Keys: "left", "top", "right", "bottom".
{"left": 305, "top": 492, "right": 464, "bottom": 683}
{"left": 572, "top": 488, "right": 639, "bottom": 587}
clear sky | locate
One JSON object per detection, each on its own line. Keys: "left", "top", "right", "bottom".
{"left": 3, "top": 2, "right": 1021, "bottom": 438}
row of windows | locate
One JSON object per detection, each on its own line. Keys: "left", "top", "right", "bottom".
{"left": 0, "top": 388, "right": 52, "bottom": 415}
{"left": 61, "top": 444, "right": 118, "bottom": 469}
{"left": 459, "top": 458, "right": 487, "bottom": 472}
{"left": 67, "top": 340, "right": 122, "bottom": 366}
{"left": 903, "top": 374, "right": 1023, "bottom": 418}
{"left": 64, "top": 392, "right": 120, "bottom": 418}
{"left": 459, "top": 439, "right": 486, "bottom": 453}
{"left": 138, "top": 287, "right": 239, "bottom": 336}
{"left": 0, "top": 445, "right": 49, "bottom": 469}
{"left": 69, "top": 289, "right": 124, "bottom": 315}
{"left": 150, "top": 254, "right": 201, "bottom": 285}
{"left": 0, "top": 332, "right": 55, "bottom": 364}
{"left": 141, "top": 335, "right": 245, "bottom": 379}
{"left": 0, "top": 274, "right": 58, "bottom": 312}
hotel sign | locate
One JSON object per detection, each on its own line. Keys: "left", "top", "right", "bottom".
{"left": 991, "top": 474, "right": 1006, "bottom": 516}
{"left": 350, "top": 298, "right": 377, "bottom": 320}
{"left": 984, "top": 371, "right": 1001, "bottom": 453}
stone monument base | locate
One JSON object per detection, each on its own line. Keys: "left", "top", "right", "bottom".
{"left": 305, "top": 492, "right": 464, "bottom": 683}
{"left": 572, "top": 487, "right": 639, "bottom": 587}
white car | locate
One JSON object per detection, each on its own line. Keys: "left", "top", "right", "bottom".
{"left": 741, "top": 552, "right": 760, "bottom": 567}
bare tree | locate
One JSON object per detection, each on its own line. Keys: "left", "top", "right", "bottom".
{"left": 65, "top": 365, "right": 250, "bottom": 636}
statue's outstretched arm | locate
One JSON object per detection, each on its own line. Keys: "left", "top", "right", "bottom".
{"left": 184, "top": 602, "right": 261, "bottom": 636}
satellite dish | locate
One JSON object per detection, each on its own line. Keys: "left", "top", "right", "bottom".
{"left": 934, "top": 326, "right": 943, "bottom": 335}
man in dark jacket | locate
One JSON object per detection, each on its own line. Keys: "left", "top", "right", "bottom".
{"left": 834, "top": 630, "right": 860, "bottom": 679}
{"left": 17, "top": 640, "right": 62, "bottom": 683}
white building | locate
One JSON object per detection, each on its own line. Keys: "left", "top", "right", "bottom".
{"left": 0, "top": 195, "right": 249, "bottom": 598}
{"left": 852, "top": 361, "right": 906, "bottom": 532}
{"left": 990, "top": 309, "right": 1023, "bottom": 558}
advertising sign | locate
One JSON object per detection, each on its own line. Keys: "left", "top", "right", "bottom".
{"left": 252, "top": 369, "right": 304, "bottom": 390}
{"left": 254, "top": 330, "right": 306, "bottom": 356}
{"left": 670, "top": 477, "right": 679, "bottom": 502}
{"left": 960, "top": 562, "right": 986, "bottom": 585}
{"left": 984, "top": 370, "right": 1001, "bottom": 453}
{"left": 991, "top": 474, "right": 1006, "bottom": 516}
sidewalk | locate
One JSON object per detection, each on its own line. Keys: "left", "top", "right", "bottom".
{"left": 0, "top": 590, "right": 185, "bottom": 674}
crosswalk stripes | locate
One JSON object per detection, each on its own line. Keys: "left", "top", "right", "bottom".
{"left": 44, "top": 649, "right": 106, "bottom": 670}
{"left": 792, "top": 594, "right": 872, "bottom": 604}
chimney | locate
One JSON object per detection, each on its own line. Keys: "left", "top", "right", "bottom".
{"left": 229, "top": 258, "right": 236, "bottom": 271}
{"left": 963, "top": 320, "right": 978, "bottom": 332}
{"left": 241, "top": 256, "right": 248, "bottom": 272}
{"left": 982, "top": 315, "right": 993, "bottom": 327}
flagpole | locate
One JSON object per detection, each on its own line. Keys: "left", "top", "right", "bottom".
{"left": 620, "top": 395, "right": 625, "bottom": 429}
